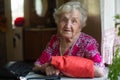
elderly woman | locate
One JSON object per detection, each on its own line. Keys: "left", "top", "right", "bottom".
{"left": 33, "top": 0, "right": 105, "bottom": 77}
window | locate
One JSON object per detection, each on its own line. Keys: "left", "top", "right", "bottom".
{"left": 35, "top": 0, "right": 48, "bottom": 17}
{"left": 11, "top": 0, "right": 24, "bottom": 28}
{"left": 101, "top": 0, "right": 120, "bottom": 64}
{"left": 35, "top": 0, "right": 42, "bottom": 16}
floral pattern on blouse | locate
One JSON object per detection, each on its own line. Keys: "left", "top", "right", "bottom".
{"left": 35, "top": 32, "right": 104, "bottom": 68}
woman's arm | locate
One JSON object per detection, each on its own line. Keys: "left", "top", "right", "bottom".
{"left": 33, "top": 35, "right": 60, "bottom": 76}
{"left": 85, "top": 38, "right": 105, "bottom": 77}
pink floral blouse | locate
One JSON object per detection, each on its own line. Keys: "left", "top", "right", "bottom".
{"left": 35, "top": 32, "right": 105, "bottom": 68}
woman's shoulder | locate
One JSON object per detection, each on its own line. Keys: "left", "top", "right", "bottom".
{"left": 80, "top": 32, "right": 96, "bottom": 40}
{"left": 79, "top": 32, "right": 99, "bottom": 48}
{"left": 48, "top": 34, "right": 59, "bottom": 46}
{"left": 50, "top": 34, "right": 59, "bottom": 41}
{"left": 80, "top": 32, "right": 97, "bottom": 42}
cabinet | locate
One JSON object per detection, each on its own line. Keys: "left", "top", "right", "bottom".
{"left": 23, "top": 28, "right": 56, "bottom": 61}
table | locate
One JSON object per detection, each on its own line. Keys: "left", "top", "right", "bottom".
{"left": 23, "top": 69, "right": 108, "bottom": 80}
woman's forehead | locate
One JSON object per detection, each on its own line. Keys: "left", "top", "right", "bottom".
{"left": 61, "top": 10, "right": 80, "bottom": 19}
{"left": 61, "top": 7, "right": 80, "bottom": 13}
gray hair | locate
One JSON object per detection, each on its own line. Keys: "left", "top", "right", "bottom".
{"left": 53, "top": 0, "right": 88, "bottom": 28}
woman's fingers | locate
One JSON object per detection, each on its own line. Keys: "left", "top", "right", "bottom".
{"left": 45, "top": 66, "right": 52, "bottom": 76}
{"left": 45, "top": 65, "right": 60, "bottom": 76}
{"left": 55, "top": 69, "right": 60, "bottom": 75}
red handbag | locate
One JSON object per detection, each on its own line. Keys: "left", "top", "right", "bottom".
{"left": 51, "top": 56, "right": 94, "bottom": 78}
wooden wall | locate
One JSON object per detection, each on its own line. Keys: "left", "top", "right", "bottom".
{"left": 0, "top": 0, "right": 7, "bottom": 66}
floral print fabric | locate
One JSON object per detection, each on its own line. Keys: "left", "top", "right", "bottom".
{"left": 35, "top": 32, "right": 104, "bottom": 68}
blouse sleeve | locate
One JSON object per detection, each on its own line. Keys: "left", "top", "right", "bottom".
{"left": 35, "top": 35, "right": 57, "bottom": 66}
{"left": 85, "top": 38, "right": 105, "bottom": 68}
{"left": 85, "top": 39, "right": 101, "bottom": 63}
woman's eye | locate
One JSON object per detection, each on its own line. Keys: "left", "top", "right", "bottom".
{"left": 61, "top": 18, "right": 67, "bottom": 22}
{"left": 72, "top": 19, "right": 77, "bottom": 24}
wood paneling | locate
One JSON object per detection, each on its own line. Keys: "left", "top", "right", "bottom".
{"left": 23, "top": 28, "right": 56, "bottom": 61}
{"left": 0, "top": 0, "right": 7, "bottom": 66}
{"left": 0, "top": 0, "right": 4, "bottom": 15}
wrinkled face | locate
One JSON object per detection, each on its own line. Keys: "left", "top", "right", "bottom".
{"left": 57, "top": 9, "right": 81, "bottom": 39}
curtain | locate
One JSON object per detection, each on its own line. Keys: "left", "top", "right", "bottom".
{"left": 100, "top": 0, "right": 115, "bottom": 65}
{"left": 101, "top": 28, "right": 115, "bottom": 64}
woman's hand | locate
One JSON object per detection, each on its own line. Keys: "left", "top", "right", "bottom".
{"left": 94, "top": 65, "right": 104, "bottom": 77}
{"left": 33, "top": 63, "right": 60, "bottom": 76}
{"left": 45, "top": 65, "right": 60, "bottom": 76}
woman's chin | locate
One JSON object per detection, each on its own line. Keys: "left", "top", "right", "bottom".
{"left": 62, "top": 35, "right": 73, "bottom": 39}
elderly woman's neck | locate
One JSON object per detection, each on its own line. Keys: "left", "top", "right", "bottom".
{"left": 59, "top": 32, "right": 81, "bottom": 55}
{"left": 61, "top": 32, "right": 81, "bottom": 44}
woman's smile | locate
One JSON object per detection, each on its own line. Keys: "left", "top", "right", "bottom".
{"left": 63, "top": 29, "right": 71, "bottom": 33}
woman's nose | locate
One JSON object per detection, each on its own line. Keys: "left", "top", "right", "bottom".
{"left": 65, "top": 20, "right": 72, "bottom": 28}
